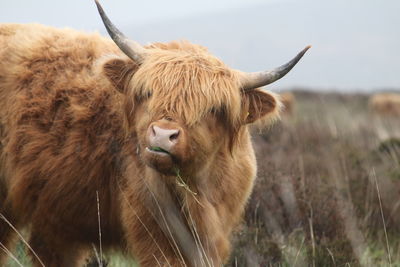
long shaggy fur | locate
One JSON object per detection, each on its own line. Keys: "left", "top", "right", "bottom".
{"left": 131, "top": 41, "right": 242, "bottom": 127}
{"left": 0, "top": 23, "right": 281, "bottom": 266}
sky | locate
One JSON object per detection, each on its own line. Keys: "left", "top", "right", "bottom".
{"left": 1, "top": 0, "right": 399, "bottom": 92}
{"left": 0, "top": 0, "right": 273, "bottom": 30}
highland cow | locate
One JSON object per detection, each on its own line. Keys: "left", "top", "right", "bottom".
{"left": 369, "top": 93, "right": 400, "bottom": 117}
{"left": 0, "top": 1, "right": 309, "bottom": 266}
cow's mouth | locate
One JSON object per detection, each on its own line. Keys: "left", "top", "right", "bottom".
{"left": 143, "top": 146, "right": 176, "bottom": 174}
{"left": 147, "top": 146, "right": 170, "bottom": 155}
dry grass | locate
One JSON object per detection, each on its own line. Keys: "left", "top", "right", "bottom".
{"left": 228, "top": 91, "right": 400, "bottom": 266}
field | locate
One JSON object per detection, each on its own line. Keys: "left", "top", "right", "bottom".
{"left": 4, "top": 90, "right": 400, "bottom": 266}
{"left": 229, "top": 90, "right": 400, "bottom": 266}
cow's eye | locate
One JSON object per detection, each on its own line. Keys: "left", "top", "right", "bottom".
{"left": 210, "top": 107, "right": 225, "bottom": 118}
{"left": 137, "top": 91, "right": 152, "bottom": 101}
{"left": 210, "top": 107, "right": 218, "bottom": 114}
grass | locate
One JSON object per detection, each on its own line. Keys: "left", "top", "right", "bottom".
{"left": 5, "top": 243, "right": 139, "bottom": 267}
{"left": 3, "top": 90, "right": 400, "bottom": 266}
{"left": 228, "top": 90, "right": 400, "bottom": 266}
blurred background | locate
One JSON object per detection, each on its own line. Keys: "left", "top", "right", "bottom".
{"left": 1, "top": 0, "right": 399, "bottom": 92}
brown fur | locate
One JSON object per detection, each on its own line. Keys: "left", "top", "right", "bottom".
{"left": 369, "top": 93, "right": 400, "bottom": 117}
{"left": 0, "top": 23, "right": 281, "bottom": 266}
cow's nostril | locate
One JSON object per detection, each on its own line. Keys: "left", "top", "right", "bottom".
{"left": 169, "top": 131, "right": 180, "bottom": 142}
{"left": 149, "top": 125, "right": 181, "bottom": 151}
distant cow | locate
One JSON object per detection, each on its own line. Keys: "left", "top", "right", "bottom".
{"left": 0, "top": 2, "right": 309, "bottom": 266}
{"left": 280, "top": 92, "right": 296, "bottom": 115}
{"left": 369, "top": 93, "right": 400, "bottom": 117}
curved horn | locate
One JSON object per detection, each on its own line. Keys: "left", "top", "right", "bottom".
{"left": 240, "top": 45, "right": 311, "bottom": 91}
{"left": 95, "top": 0, "right": 146, "bottom": 63}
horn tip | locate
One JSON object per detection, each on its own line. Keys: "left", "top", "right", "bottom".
{"left": 299, "top": 45, "right": 311, "bottom": 57}
{"left": 94, "top": 0, "right": 101, "bottom": 9}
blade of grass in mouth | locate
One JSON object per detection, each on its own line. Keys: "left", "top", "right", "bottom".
{"left": 150, "top": 146, "right": 169, "bottom": 154}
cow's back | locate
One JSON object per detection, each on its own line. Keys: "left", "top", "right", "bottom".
{"left": 0, "top": 23, "right": 121, "bottom": 170}
{"left": 0, "top": 24, "right": 127, "bottom": 244}
{"left": 0, "top": 23, "right": 120, "bottom": 99}
{"left": 0, "top": 23, "right": 121, "bottom": 130}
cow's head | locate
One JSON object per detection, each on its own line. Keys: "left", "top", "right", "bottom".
{"left": 96, "top": 1, "right": 309, "bottom": 176}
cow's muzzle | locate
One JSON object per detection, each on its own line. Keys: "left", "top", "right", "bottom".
{"left": 143, "top": 120, "right": 186, "bottom": 174}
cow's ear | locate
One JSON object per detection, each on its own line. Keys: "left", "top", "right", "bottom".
{"left": 103, "top": 59, "right": 139, "bottom": 94}
{"left": 242, "top": 89, "right": 281, "bottom": 124}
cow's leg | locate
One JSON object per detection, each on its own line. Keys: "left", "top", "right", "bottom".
{"left": 0, "top": 219, "right": 16, "bottom": 266}
{"left": 0, "top": 206, "right": 19, "bottom": 266}
{"left": 29, "top": 228, "right": 88, "bottom": 267}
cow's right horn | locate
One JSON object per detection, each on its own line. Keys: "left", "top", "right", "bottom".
{"left": 95, "top": 0, "right": 146, "bottom": 63}
{"left": 240, "top": 45, "right": 311, "bottom": 91}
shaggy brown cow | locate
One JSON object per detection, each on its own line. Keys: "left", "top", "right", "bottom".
{"left": 0, "top": 2, "right": 310, "bottom": 266}
{"left": 369, "top": 93, "right": 400, "bottom": 117}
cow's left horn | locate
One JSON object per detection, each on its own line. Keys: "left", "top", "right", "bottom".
{"left": 95, "top": 0, "right": 146, "bottom": 63}
{"left": 240, "top": 45, "right": 311, "bottom": 91}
